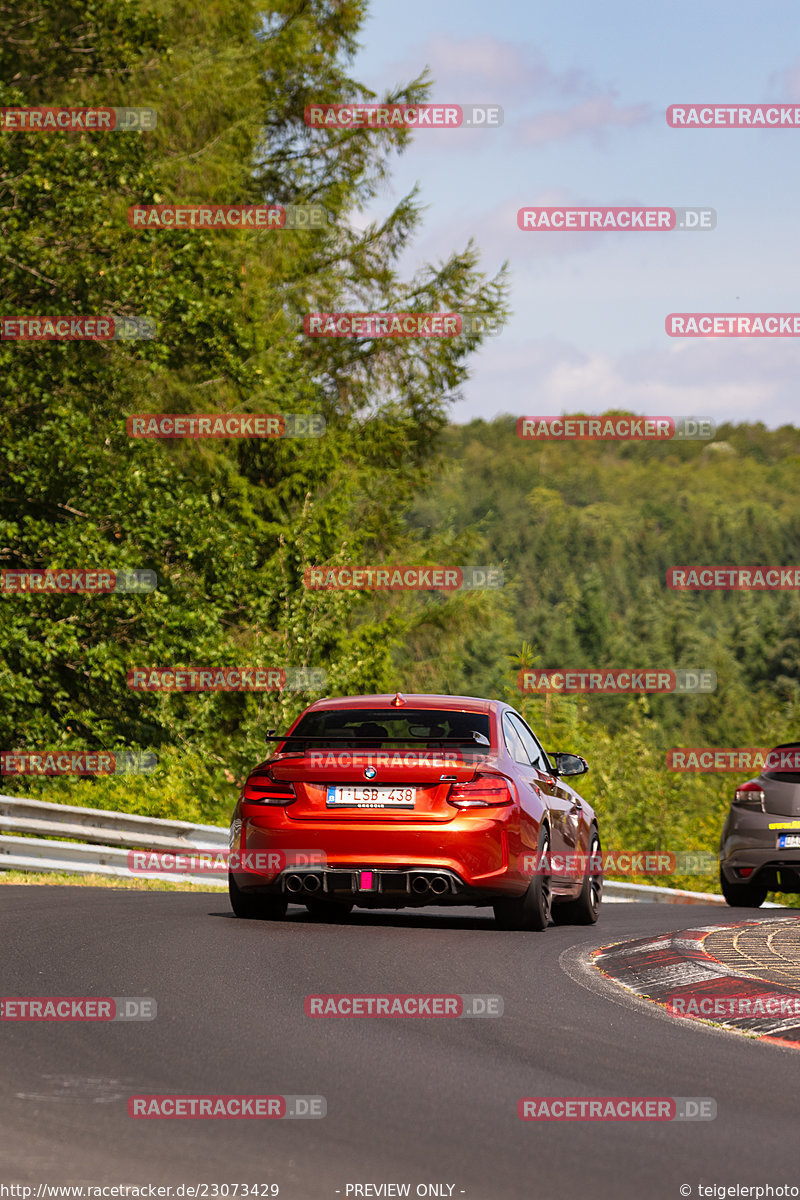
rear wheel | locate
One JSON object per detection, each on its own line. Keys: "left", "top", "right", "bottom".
{"left": 228, "top": 873, "right": 287, "bottom": 920}
{"left": 493, "top": 826, "right": 551, "bottom": 931}
{"left": 305, "top": 898, "right": 354, "bottom": 922}
{"left": 720, "top": 867, "right": 768, "bottom": 908}
{"left": 551, "top": 827, "right": 602, "bottom": 925}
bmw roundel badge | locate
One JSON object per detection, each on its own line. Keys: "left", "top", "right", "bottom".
{"left": 364, "top": 766, "right": 377, "bottom": 780}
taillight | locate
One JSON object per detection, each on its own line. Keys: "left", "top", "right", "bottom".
{"left": 447, "top": 776, "right": 513, "bottom": 809}
{"left": 243, "top": 774, "right": 296, "bottom": 806}
{"left": 734, "top": 781, "right": 765, "bottom": 811}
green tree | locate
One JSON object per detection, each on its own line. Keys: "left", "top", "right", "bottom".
{"left": 0, "top": 0, "right": 508, "bottom": 822}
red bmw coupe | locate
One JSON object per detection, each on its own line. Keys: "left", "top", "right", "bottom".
{"left": 228, "top": 692, "right": 602, "bottom": 930}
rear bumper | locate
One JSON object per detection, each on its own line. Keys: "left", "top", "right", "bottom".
{"left": 232, "top": 810, "right": 524, "bottom": 901}
{"left": 721, "top": 848, "right": 800, "bottom": 892}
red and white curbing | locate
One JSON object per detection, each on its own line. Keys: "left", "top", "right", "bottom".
{"left": 593, "top": 921, "right": 800, "bottom": 1048}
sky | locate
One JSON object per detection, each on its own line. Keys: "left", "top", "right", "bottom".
{"left": 349, "top": 0, "right": 800, "bottom": 427}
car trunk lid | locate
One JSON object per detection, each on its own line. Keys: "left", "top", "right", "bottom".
{"left": 273, "top": 750, "right": 489, "bottom": 822}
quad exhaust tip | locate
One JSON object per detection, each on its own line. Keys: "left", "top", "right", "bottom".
{"left": 286, "top": 870, "right": 454, "bottom": 896}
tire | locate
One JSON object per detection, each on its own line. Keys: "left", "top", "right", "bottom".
{"left": 305, "top": 898, "right": 354, "bottom": 922}
{"left": 551, "top": 828, "right": 602, "bottom": 926}
{"left": 719, "top": 866, "right": 768, "bottom": 908}
{"left": 228, "top": 873, "right": 288, "bottom": 920}
{"left": 493, "top": 825, "right": 551, "bottom": 931}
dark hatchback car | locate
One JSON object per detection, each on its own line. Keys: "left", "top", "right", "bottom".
{"left": 720, "top": 742, "right": 800, "bottom": 906}
{"left": 228, "top": 692, "right": 602, "bottom": 930}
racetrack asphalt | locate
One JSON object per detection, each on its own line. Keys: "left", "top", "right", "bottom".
{"left": 1, "top": 886, "right": 798, "bottom": 1200}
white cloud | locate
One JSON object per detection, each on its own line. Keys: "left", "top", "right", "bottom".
{"left": 406, "top": 35, "right": 595, "bottom": 101}
{"left": 768, "top": 54, "right": 800, "bottom": 100}
{"left": 452, "top": 336, "right": 800, "bottom": 428}
{"left": 519, "top": 91, "right": 652, "bottom": 147}
{"left": 377, "top": 36, "right": 650, "bottom": 148}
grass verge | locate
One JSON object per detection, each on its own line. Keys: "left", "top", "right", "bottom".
{"left": 0, "top": 870, "right": 224, "bottom": 891}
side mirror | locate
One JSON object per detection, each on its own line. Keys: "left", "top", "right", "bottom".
{"left": 551, "top": 752, "right": 589, "bottom": 777}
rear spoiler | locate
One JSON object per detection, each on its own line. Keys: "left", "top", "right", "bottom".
{"left": 264, "top": 731, "right": 492, "bottom": 747}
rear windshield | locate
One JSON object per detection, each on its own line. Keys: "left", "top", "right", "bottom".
{"left": 285, "top": 708, "right": 492, "bottom": 752}
{"left": 762, "top": 744, "right": 800, "bottom": 783}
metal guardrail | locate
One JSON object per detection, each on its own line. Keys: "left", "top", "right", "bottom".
{"left": 602, "top": 880, "right": 725, "bottom": 904}
{"left": 1, "top": 793, "right": 782, "bottom": 905}
{"left": 602, "top": 880, "right": 783, "bottom": 906}
{"left": 0, "top": 794, "right": 229, "bottom": 887}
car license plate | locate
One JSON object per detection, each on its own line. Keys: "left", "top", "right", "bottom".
{"left": 778, "top": 834, "right": 800, "bottom": 848}
{"left": 326, "top": 785, "right": 416, "bottom": 809}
